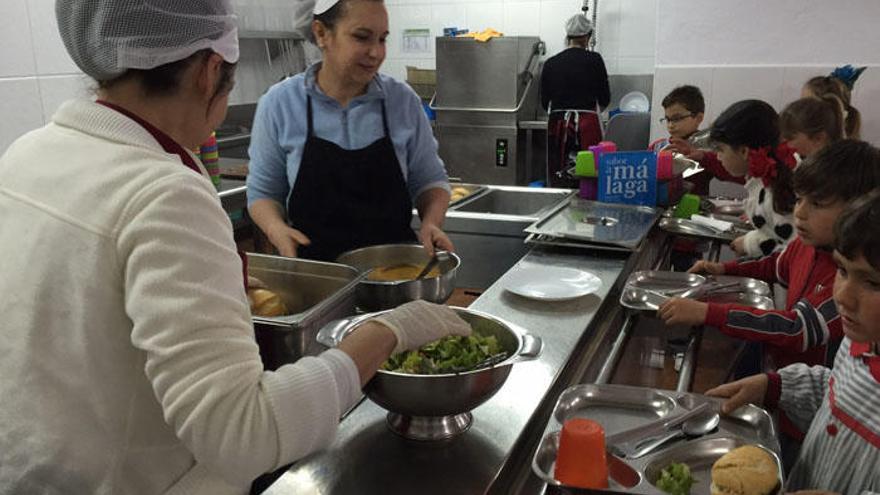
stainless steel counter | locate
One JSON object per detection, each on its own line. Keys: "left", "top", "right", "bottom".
{"left": 262, "top": 248, "right": 634, "bottom": 495}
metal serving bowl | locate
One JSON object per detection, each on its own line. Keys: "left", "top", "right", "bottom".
{"left": 335, "top": 244, "right": 460, "bottom": 311}
{"left": 317, "top": 307, "right": 542, "bottom": 440}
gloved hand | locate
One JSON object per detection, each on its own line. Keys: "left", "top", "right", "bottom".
{"left": 370, "top": 300, "right": 472, "bottom": 353}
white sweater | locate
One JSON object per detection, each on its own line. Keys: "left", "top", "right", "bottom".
{"left": 741, "top": 177, "right": 796, "bottom": 257}
{"left": 0, "top": 100, "right": 361, "bottom": 494}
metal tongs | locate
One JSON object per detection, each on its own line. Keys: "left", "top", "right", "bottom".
{"left": 450, "top": 352, "right": 508, "bottom": 374}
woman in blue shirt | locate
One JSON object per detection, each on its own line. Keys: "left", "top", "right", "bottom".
{"left": 247, "top": 0, "right": 453, "bottom": 261}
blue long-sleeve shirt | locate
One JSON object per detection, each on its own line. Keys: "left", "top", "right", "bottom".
{"left": 246, "top": 63, "right": 449, "bottom": 209}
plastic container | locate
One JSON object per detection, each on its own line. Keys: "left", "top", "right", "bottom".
{"left": 554, "top": 418, "right": 609, "bottom": 489}
{"left": 673, "top": 193, "right": 701, "bottom": 218}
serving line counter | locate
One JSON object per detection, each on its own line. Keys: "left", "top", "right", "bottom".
{"left": 261, "top": 232, "right": 671, "bottom": 495}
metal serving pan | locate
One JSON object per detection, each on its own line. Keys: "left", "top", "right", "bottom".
{"left": 532, "top": 383, "right": 782, "bottom": 494}
{"left": 447, "top": 183, "right": 487, "bottom": 207}
{"left": 247, "top": 253, "right": 363, "bottom": 370}
{"left": 525, "top": 198, "right": 660, "bottom": 251}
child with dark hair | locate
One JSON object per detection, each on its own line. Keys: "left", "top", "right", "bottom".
{"left": 655, "top": 85, "right": 707, "bottom": 148}
{"left": 659, "top": 140, "right": 880, "bottom": 453}
{"left": 706, "top": 189, "right": 880, "bottom": 493}
{"left": 802, "top": 64, "right": 866, "bottom": 140}
{"left": 651, "top": 85, "right": 744, "bottom": 196}
{"left": 706, "top": 100, "right": 798, "bottom": 257}
{"left": 781, "top": 95, "right": 845, "bottom": 160}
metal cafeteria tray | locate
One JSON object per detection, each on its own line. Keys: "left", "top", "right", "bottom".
{"left": 525, "top": 198, "right": 660, "bottom": 251}
{"left": 704, "top": 275, "right": 771, "bottom": 297}
{"left": 627, "top": 271, "right": 706, "bottom": 293}
{"left": 702, "top": 197, "right": 747, "bottom": 217}
{"left": 625, "top": 271, "right": 770, "bottom": 298}
{"left": 247, "top": 253, "right": 363, "bottom": 370}
{"left": 702, "top": 292, "right": 774, "bottom": 309}
{"left": 658, "top": 217, "right": 750, "bottom": 242}
{"left": 619, "top": 271, "right": 772, "bottom": 312}
{"left": 620, "top": 284, "right": 774, "bottom": 314}
{"left": 532, "top": 383, "right": 783, "bottom": 494}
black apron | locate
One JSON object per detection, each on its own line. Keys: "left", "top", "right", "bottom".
{"left": 288, "top": 96, "right": 417, "bottom": 261}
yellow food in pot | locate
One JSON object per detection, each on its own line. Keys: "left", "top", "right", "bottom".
{"left": 367, "top": 263, "right": 442, "bottom": 282}
{"left": 248, "top": 288, "right": 289, "bottom": 317}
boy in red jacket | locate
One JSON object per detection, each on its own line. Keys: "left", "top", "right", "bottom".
{"left": 658, "top": 140, "right": 880, "bottom": 458}
{"left": 658, "top": 140, "right": 880, "bottom": 370}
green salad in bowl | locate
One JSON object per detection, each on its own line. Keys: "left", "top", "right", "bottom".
{"left": 382, "top": 333, "right": 505, "bottom": 374}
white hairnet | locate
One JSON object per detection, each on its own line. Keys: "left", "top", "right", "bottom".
{"left": 314, "top": 0, "right": 341, "bottom": 15}
{"left": 565, "top": 14, "right": 593, "bottom": 37}
{"left": 56, "top": 0, "right": 240, "bottom": 81}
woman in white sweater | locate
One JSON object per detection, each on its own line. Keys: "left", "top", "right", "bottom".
{"left": 0, "top": 1, "right": 469, "bottom": 494}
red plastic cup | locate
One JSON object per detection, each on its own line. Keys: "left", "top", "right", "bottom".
{"left": 554, "top": 418, "right": 609, "bottom": 489}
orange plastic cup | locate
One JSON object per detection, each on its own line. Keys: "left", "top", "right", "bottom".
{"left": 554, "top": 418, "right": 609, "bottom": 489}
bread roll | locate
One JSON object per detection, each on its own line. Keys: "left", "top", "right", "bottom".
{"left": 248, "top": 288, "right": 288, "bottom": 317}
{"left": 710, "top": 445, "right": 778, "bottom": 495}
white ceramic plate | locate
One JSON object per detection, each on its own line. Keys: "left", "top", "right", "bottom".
{"left": 504, "top": 266, "right": 602, "bottom": 301}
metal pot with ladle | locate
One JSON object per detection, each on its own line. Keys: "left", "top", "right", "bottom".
{"left": 317, "top": 307, "right": 543, "bottom": 441}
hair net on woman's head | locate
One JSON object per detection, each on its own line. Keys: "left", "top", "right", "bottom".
{"left": 56, "top": 0, "right": 239, "bottom": 81}
{"left": 314, "top": 0, "right": 341, "bottom": 15}
{"left": 565, "top": 14, "right": 593, "bottom": 37}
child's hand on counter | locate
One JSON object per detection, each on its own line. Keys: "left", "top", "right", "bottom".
{"left": 730, "top": 235, "right": 748, "bottom": 256}
{"left": 706, "top": 374, "right": 768, "bottom": 415}
{"left": 687, "top": 260, "right": 725, "bottom": 275}
{"left": 657, "top": 298, "right": 708, "bottom": 326}
{"left": 667, "top": 137, "right": 705, "bottom": 161}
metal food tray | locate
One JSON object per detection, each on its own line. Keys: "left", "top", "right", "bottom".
{"left": 532, "top": 383, "right": 783, "bottom": 494}
{"left": 658, "top": 217, "right": 751, "bottom": 242}
{"left": 247, "top": 253, "right": 364, "bottom": 370}
{"left": 627, "top": 271, "right": 706, "bottom": 293}
{"left": 525, "top": 198, "right": 661, "bottom": 251}
{"left": 701, "top": 197, "right": 747, "bottom": 217}
{"left": 447, "top": 183, "right": 487, "bottom": 207}
{"left": 619, "top": 272, "right": 773, "bottom": 313}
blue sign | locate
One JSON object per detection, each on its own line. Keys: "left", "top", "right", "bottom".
{"left": 597, "top": 151, "right": 657, "bottom": 206}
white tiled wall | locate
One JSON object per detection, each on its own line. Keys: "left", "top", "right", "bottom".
{"left": 0, "top": 0, "right": 301, "bottom": 155}
{"left": 648, "top": 64, "right": 880, "bottom": 145}
{"left": 651, "top": 1, "right": 880, "bottom": 145}
{"left": 0, "top": 0, "right": 87, "bottom": 154}
{"left": 0, "top": 78, "right": 44, "bottom": 153}
{"left": 382, "top": 0, "right": 659, "bottom": 81}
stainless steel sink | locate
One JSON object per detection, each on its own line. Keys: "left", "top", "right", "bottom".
{"left": 452, "top": 188, "right": 571, "bottom": 218}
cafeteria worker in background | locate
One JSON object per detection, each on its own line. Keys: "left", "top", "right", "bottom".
{"left": 540, "top": 13, "right": 610, "bottom": 187}
{"left": 247, "top": 0, "right": 454, "bottom": 261}
{"left": 0, "top": 1, "right": 471, "bottom": 493}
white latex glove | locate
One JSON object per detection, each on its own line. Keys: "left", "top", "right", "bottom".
{"left": 370, "top": 300, "right": 472, "bottom": 353}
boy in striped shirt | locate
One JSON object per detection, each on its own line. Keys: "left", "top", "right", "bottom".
{"left": 708, "top": 191, "right": 880, "bottom": 494}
